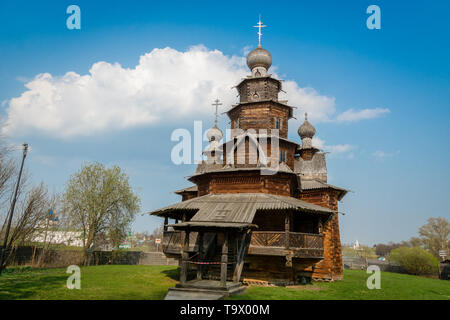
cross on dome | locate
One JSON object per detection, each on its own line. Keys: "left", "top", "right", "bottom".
{"left": 212, "top": 98, "right": 222, "bottom": 127}
{"left": 253, "top": 15, "right": 267, "bottom": 47}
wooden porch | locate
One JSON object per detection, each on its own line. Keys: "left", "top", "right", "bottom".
{"left": 162, "top": 230, "right": 324, "bottom": 259}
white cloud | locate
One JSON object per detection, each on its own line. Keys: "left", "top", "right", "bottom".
{"left": 336, "top": 107, "right": 390, "bottom": 122}
{"left": 3, "top": 45, "right": 248, "bottom": 138}
{"left": 312, "top": 137, "right": 355, "bottom": 157}
{"left": 372, "top": 150, "right": 399, "bottom": 160}
{"left": 279, "top": 84, "right": 336, "bottom": 123}
{"left": 2, "top": 45, "right": 390, "bottom": 138}
{"left": 242, "top": 45, "right": 252, "bottom": 56}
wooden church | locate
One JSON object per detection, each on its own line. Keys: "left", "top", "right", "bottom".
{"left": 149, "top": 20, "right": 348, "bottom": 299}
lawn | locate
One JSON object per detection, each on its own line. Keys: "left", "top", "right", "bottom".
{"left": 0, "top": 265, "right": 449, "bottom": 300}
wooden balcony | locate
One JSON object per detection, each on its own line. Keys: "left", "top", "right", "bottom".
{"left": 162, "top": 230, "right": 324, "bottom": 259}
{"left": 248, "top": 231, "right": 324, "bottom": 258}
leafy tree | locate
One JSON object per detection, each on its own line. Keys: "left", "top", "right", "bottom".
{"left": 62, "top": 163, "right": 140, "bottom": 260}
{"left": 375, "top": 243, "right": 390, "bottom": 257}
{"left": 418, "top": 217, "right": 449, "bottom": 259}
{"left": 375, "top": 241, "right": 411, "bottom": 257}
{"left": 390, "top": 247, "right": 439, "bottom": 276}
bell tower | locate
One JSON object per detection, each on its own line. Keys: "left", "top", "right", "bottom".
{"left": 227, "top": 17, "right": 294, "bottom": 139}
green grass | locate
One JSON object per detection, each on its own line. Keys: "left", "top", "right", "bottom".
{"left": 0, "top": 265, "right": 178, "bottom": 300}
{"left": 0, "top": 266, "right": 449, "bottom": 300}
{"left": 230, "top": 270, "right": 450, "bottom": 300}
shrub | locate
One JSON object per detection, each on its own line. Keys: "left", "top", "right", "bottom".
{"left": 390, "top": 247, "right": 439, "bottom": 275}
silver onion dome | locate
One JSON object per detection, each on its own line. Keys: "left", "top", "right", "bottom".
{"left": 206, "top": 125, "right": 223, "bottom": 142}
{"left": 298, "top": 114, "right": 316, "bottom": 139}
{"left": 246, "top": 46, "right": 272, "bottom": 72}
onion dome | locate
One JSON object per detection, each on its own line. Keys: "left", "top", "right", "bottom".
{"left": 298, "top": 113, "right": 316, "bottom": 139}
{"left": 206, "top": 125, "right": 223, "bottom": 142}
{"left": 246, "top": 45, "right": 272, "bottom": 73}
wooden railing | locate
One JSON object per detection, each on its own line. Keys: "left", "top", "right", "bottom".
{"left": 249, "top": 231, "right": 324, "bottom": 258}
{"left": 250, "top": 231, "right": 324, "bottom": 250}
{"left": 249, "top": 231, "right": 287, "bottom": 247}
{"left": 288, "top": 232, "right": 324, "bottom": 250}
{"left": 162, "top": 230, "right": 198, "bottom": 253}
{"left": 162, "top": 230, "right": 324, "bottom": 257}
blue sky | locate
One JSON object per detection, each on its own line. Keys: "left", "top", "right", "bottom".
{"left": 0, "top": 0, "right": 449, "bottom": 245}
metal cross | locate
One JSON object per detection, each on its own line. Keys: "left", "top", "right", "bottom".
{"left": 212, "top": 98, "right": 222, "bottom": 126}
{"left": 253, "top": 15, "right": 267, "bottom": 47}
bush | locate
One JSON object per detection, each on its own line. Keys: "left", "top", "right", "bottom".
{"left": 390, "top": 247, "right": 439, "bottom": 275}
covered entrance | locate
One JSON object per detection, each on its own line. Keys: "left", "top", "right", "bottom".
{"left": 165, "top": 222, "right": 253, "bottom": 300}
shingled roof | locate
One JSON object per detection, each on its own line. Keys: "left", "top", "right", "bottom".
{"left": 148, "top": 193, "right": 336, "bottom": 227}
{"left": 299, "top": 179, "right": 348, "bottom": 201}
{"left": 173, "top": 185, "right": 198, "bottom": 194}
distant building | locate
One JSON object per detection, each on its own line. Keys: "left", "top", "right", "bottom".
{"left": 32, "top": 230, "right": 83, "bottom": 247}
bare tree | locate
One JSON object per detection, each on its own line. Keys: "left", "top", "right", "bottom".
{"left": 0, "top": 183, "right": 55, "bottom": 273}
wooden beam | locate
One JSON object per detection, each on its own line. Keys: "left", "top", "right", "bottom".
{"left": 285, "top": 211, "right": 291, "bottom": 250}
{"left": 233, "top": 231, "right": 251, "bottom": 282}
{"left": 180, "top": 230, "right": 190, "bottom": 283}
{"left": 196, "top": 232, "right": 204, "bottom": 280}
{"left": 220, "top": 232, "right": 229, "bottom": 287}
{"left": 163, "top": 216, "right": 168, "bottom": 232}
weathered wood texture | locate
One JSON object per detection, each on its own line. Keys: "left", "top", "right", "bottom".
{"left": 181, "top": 192, "right": 197, "bottom": 201}
{"left": 228, "top": 102, "right": 291, "bottom": 138}
{"left": 237, "top": 77, "right": 281, "bottom": 103}
{"left": 169, "top": 181, "right": 343, "bottom": 282}
{"left": 195, "top": 171, "right": 297, "bottom": 197}
{"left": 298, "top": 189, "right": 343, "bottom": 280}
{"left": 222, "top": 138, "right": 297, "bottom": 170}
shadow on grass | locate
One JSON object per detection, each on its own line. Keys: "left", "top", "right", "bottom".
{"left": 161, "top": 268, "right": 179, "bottom": 281}
{"left": 0, "top": 271, "right": 67, "bottom": 300}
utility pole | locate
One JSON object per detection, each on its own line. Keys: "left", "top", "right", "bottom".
{"left": 0, "top": 143, "right": 28, "bottom": 275}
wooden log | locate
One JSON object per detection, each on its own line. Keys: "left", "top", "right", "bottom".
{"left": 180, "top": 230, "right": 190, "bottom": 283}
{"left": 220, "top": 232, "right": 229, "bottom": 287}
{"left": 196, "top": 232, "right": 204, "bottom": 280}
{"left": 285, "top": 212, "right": 291, "bottom": 250}
{"left": 233, "top": 231, "right": 251, "bottom": 282}
{"left": 163, "top": 216, "right": 168, "bottom": 232}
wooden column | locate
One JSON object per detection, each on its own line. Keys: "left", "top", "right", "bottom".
{"left": 163, "top": 216, "right": 168, "bottom": 232}
{"left": 180, "top": 229, "right": 190, "bottom": 284}
{"left": 285, "top": 211, "right": 293, "bottom": 269}
{"left": 220, "top": 232, "right": 229, "bottom": 287}
{"left": 180, "top": 213, "right": 187, "bottom": 255}
{"left": 196, "top": 232, "right": 204, "bottom": 280}
{"left": 285, "top": 211, "right": 291, "bottom": 249}
{"left": 233, "top": 231, "right": 250, "bottom": 282}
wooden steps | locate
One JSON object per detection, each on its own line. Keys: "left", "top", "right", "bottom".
{"left": 165, "top": 280, "right": 246, "bottom": 300}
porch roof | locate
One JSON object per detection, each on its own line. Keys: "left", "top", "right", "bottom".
{"left": 169, "top": 221, "right": 256, "bottom": 230}
{"left": 148, "top": 193, "right": 336, "bottom": 224}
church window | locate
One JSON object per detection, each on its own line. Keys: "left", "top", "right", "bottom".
{"left": 275, "top": 118, "right": 281, "bottom": 129}
{"left": 280, "top": 150, "right": 286, "bottom": 163}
